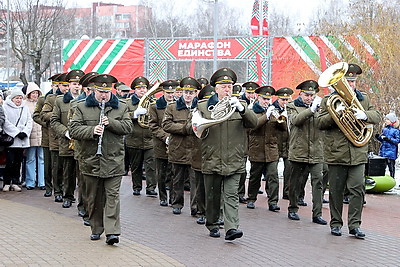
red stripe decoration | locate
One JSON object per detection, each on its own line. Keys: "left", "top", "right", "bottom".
{"left": 63, "top": 40, "right": 90, "bottom": 72}
{"left": 344, "top": 35, "right": 379, "bottom": 70}
{"left": 251, "top": 0, "right": 260, "bottom": 36}
{"left": 84, "top": 39, "right": 114, "bottom": 73}
{"left": 309, "top": 36, "right": 341, "bottom": 66}
{"left": 256, "top": 53, "right": 262, "bottom": 85}
{"left": 189, "top": 59, "right": 196, "bottom": 77}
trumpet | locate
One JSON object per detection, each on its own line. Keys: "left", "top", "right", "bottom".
{"left": 271, "top": 108, "right": 287, "bottom": 123}
{"left": 96, "top": 100, "right": 106, "bottom": 156}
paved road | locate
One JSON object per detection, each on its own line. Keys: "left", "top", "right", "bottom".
{"left": 1, "top": 176, "right": 400, "bottom": 266}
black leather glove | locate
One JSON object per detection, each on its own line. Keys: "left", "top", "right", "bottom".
{"left": 17, "top": 132, "right": 27, "bottom": 139}
{"left": 382, "top": 136, "right": 390, "bottom": 142}
{"left": 374, "top": 133, "right": 380, "bottom": 140}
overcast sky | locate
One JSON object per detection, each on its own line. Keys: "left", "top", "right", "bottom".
{"left": 67, "top": 0, "right": 324, "bottom": 24}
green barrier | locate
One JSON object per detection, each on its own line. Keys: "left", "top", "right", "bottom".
{"left": 365, "top": 175, "right": 396, "bottom": 193}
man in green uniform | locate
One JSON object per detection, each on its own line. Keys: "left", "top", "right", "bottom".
{"left": 271, "top": 87, "right": 293, "bottom": 200}
{"left": 51, "top": 69, "right": 84, "bottom": 208}
{"left": 196, "top": 68, "right": 257, "bottom": 240}
{"left": 40, "top": 73, "right": 69, "bottom": 203}
{"left": 246, "top": 86, "right": 282, "bottom": 212}
{"left": 286, "top": 80, "right": 327, "bottom": 225}
{"left": 317, "top": 63, "right": 380, "bottom": 239}
{"left": 127, "top": 76, "right": 157, "bottom": 196}
{"left": 33, "top": 73, "right": 61, "bottom": 197}
{"left": 149, "top": 80, "right": 177, "bottom": 207}
{"left": 162, "top": 77, "right": 200, "bottom": 215}
{"left": 70, "top": 74, "right": 133, "bottom": 245}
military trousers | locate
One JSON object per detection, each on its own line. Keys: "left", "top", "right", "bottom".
{"left": 127, "top": 147, "right": 156, "bottom": 192}
{"left": 248, "top": 161, "right": 279, "bottom": 205}
{"left": 204, "top": 173, "right": 240, "bottom": 232}
{"left": 328, "top": 164, "right": 365, "bottom": 231}
{"left": 155, "top": 158, "right": 170, "bottom": 202}
{"left": 76, "top": 163, "right": 87, "bottom": 218}
{"left": 50, "top": 150, "right": 63, "bottom": 197}
{"left": 84, "top": 174, "right": 122, "bottom": 236}
{"left": 288, "top": 161, "right": 323, "bottom": 217}
{"left": 238, "top": 157, "right": 248, "bottom": 198}
{"left": 282, "top": 158, "right": 291, "bottom": 198}
{"left": 171, "top": 163, "right": 191, "bottom": 209}
{"left": 43, "top": 147, "right": 53, "bottom": 192}
{"left": 61, "top": 156, "right": 77, "bottom": 201}
{"left": 194, "top": 170, "right": 205, "bottom": 215}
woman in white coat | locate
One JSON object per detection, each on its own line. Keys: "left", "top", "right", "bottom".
{"left": 2, "top": 89, "right": 33, "bottom": 192}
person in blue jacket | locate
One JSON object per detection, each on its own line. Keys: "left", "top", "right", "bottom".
{"left": 375, "top": 113, "right": 400, "bottom": 178}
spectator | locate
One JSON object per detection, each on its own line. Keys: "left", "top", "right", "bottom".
{"left": 25, "top": 83, "right": 45, "bottom": 190}
{"left": 375, "top": 113, "right": 400, "bottom": 178}
{"left": 2, "top": 88, "right": 33, "bottom": 192}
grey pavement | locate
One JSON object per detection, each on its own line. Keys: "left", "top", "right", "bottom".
{"left": 1, "top": 174, "right": 400, "bottom": 266}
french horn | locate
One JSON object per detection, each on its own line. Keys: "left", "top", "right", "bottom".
{"left": 192, "top": 97, "right": 236, "bottom": 138}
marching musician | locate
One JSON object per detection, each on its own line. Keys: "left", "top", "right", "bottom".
{"left": 286, "top": 80, "right": 327, "bottom": 225}
{"left": 69, "top": 74, "right": 133, "bottom": 245}
{"left": 272, "top": 87, "right": 293, "bottom": 200}
{"left": 191, "top": 84, "right": 215, "bottom": 224}
{"left": 33, "top": 73, "right": 61, "bottom": 198}
{"left": 197, "top": 77, "right": 209, "bottom": 89}
{"left": 162, "top": 77, "right": 200, "bottom": 215}
{"left": 40, "top": 73, "right": 69, "bottom": 203}
{"left": 148, "top": 80, "right": 178, "bottom": 207}
{"left": 246, "top": 86, "right": 283, "bottom": 212}
{"left": 127, "top": 76, "right": 157, "bottom": 196}
{"left": 196, "top": 68, "right": 257, "bottom": 240}
{"left": 240, "top": 81, "right": 259, "bottom": 109}
{"left": 69, "top": 71, "right": 98, "bottom": 226}
{"left": 50, "top": 69, "right": 84, "bottom": 209}
{"left": 317, "top": 64, "right": 381, "bottom": 239}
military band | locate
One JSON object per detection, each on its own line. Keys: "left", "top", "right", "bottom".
{"left": 29, "top": 59, "right": 382, "bottom": 245}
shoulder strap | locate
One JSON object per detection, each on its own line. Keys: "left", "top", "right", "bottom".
{"left": 15, "top": 108, "right": 24, "bottom": 127}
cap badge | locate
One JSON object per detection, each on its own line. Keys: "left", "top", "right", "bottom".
{"left": 102, "top": 83, "right": 107, "bottom": 87}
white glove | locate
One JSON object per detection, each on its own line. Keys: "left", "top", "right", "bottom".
{"left": 165, "top": 136, "right": 170, "bottom": 145}
{"left": 335, "top": 103, "right": 345, "bottom": 113}
{"left": 65, "top": 131, "right": 71, "bottom": 140}
{"left": 133, "top": 107, "right": 147, "bottom": 118}
{"left": 229, "top": 97, "right": 244, "bottom": 112}
{"left": 266, "top": 106, "right": 275, "bottom": 119}
{"left": 352, "top": 107, "right": 367, "bottom": 120}
{"left": 310, "top": 97, "right": 322, "bottom": 113}
{"left": 281, "top": 110, "right": 288, "bottom": 118}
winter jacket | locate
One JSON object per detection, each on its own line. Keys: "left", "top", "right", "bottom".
{"left": 317, "top": 91, "right": 381, "bottom": 165}
{"left": 196, "top": 94, "right": 258, "bottom": 175}
{"left": 3, "top": 97, "right": 33, "bottom": 148}
{"left": 248, "top": 101, "right": 281, "bottom": 163}
{"left": 148, "top": 96, "right": 170, "bottom": 159}
{"left": 162, "top": 96, "right": 196, "bottom": 165}
{"left": 69, "top": 93, "right": 133, "bottom": 178}
{"left": 377, "top": 125, "right": 400, "bottom": 160}
{"left": 287, "top": 97, "right": 324, "bottom": 163}
{"left": 125, "top": 93, "right": 153, "bottom": 150}
{"left": 33, "top": 96, "right": 48, "bottom": 147}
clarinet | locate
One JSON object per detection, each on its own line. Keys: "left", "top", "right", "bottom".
{"left": 96, "top": 100, "right": 106, "bottom": 156}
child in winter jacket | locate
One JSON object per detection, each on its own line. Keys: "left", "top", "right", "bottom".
{"left": 375, "top": 113, "right": 400, "bottom": 178}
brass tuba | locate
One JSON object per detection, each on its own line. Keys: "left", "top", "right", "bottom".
{"left": 192, "top": 97, "right": 236, "bottom": 138}
{"left": 318, "top": 62, "right": 373, "bottom": 147}
{"left": 137, "top": 81, "right": 162, "bottom": 128}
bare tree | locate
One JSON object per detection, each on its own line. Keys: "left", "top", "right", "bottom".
{"left": 0, "top": 0, "right": 67, "bottom": 85}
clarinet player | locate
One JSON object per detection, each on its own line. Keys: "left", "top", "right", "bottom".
{"left": 69, "top": 74, "right": 133, "bottom": 245}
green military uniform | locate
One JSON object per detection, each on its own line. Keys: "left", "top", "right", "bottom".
{"left": 247, "top": 86, "right": 282, "bottom": 211}
{"left": 317, "top": 63, "right": 381, "bottom": 236}
{"left": 33, "top": 92, "right": 52, "bottom": 196}
{"left": 162, "top": 77, "right": 200, "bottom": 214}
{"left": 40, "top": 73, "right": 67, "bottom": 202}
{"left": 287, "top": 80, "right": 325, "bottom": 223}
{"left": 126, "top": 76, "right": 156, "bottom": 196}
{"left": 50, "top": 69, "right": 84, "bottom": 208}
{"left": 271, "top": 87, "right": 293, "bottom": 199}
{"left": 69, "top": 74, "right": 133, "bottom": 243}
{"left": 198, "top": 68, "right": 258, "bottom": 240}
{"left": 148, "top": 80, "right": 178, "bottom": 206}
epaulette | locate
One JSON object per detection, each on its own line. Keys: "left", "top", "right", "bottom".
{"left": 167, "top": 101, "right": 175, "bottom": 105}
{"left": 119, "top": 99, "right": 127, "bottom": 104}
{"left": 76, "top": 98, "right": 86, "bottom": 103}
{"left": 56, "top": 94, "right": 63, "bottom": 99}
{"left": 198, "top": 99, "right": 208, "bottom": 103}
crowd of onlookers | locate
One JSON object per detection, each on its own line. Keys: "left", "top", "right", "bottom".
{"left": 0, "top": 83, "right": 44, "bottom": 192}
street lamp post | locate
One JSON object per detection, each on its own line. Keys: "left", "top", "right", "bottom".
{"left": 212, "top": 0, "right": 218, "bottom": 72}
{"left": 6, "top": 0, "right": 10, "bottom": 90}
